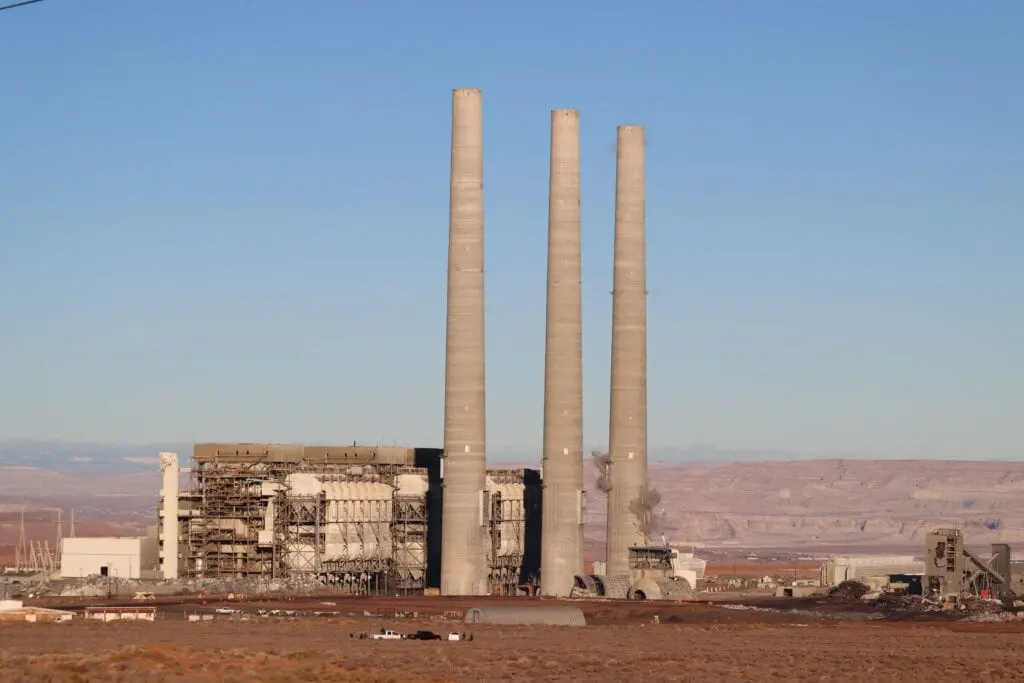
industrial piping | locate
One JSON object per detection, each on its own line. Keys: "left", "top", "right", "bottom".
{"left": 604, "top": 125, "right": 648, "bottom": 577}
{"left": 540, "top": 109, "right": 585, "bottom": 597}
{"left": 440, "top": 87, "right": 489, "bottom": 596}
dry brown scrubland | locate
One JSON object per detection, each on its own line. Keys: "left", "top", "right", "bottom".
{"left": 2, "top": 620, "right": 1024, "bottom": 682}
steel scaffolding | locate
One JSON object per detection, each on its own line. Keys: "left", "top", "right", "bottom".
{"left": 183, "top": 445, "right": 432, "bottom": 594}
{"left": 391, "top": 493, "right": 428, "bottom": 593}
{"left": 487, "top": 469, "right": 527, "bottom": 596}
{"left": 273, "top": 492, "right": 324, "bottom": 576}
{"left": 185, "top": 461, "right": 273, "bottom": 577}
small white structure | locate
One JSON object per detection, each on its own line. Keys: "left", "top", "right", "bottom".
{"left": 669, "top": 549, "right": 706, "bottom": 589}
{"left": 61, "top": 537, "right": 158, "bottom": 579}
{"left": 0, "top": 600, "right": 74, "bottom": 622}
{"left": 85, "top": 606, "right": 156, "bottom": 622}
{"left": 821, "top": 555, "right": 924, "bottom": 587}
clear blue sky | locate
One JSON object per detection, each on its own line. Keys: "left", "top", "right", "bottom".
{"left": 1, "top": 1, "right": 1020, "bottom": 459}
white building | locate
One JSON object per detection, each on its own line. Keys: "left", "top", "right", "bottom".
{"left": 669, "top": 549, "right": 707, "bottom": 589}
{"left": 820, "top": 555, "right": 924, "bottom": 587}
{"left": 60, "top": 537, "right": 158, "bottom": 579}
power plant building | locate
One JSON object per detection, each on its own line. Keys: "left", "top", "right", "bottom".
{"left": 157, "top": 445, "right": 540, "bottom": 596}
{"left": 151, "top": 88, "right": 674, "bottom": 602}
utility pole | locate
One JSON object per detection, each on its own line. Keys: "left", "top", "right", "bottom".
{"left": 15, "top": 507, "right": 27, "bottom": 571}
{"left": 0, "top": 0, "right": 48, "bottom": 13}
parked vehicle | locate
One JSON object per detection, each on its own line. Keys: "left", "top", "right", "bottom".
{"left": 371, "top": 629, "right": 403, "bottom": 640}
{"left": 408, "top": 630, "right": 443, "bottom": 641}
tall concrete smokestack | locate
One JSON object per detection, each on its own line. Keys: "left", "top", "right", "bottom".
{"left": 605, "top": 125, "right": 648, "bottom": 577}
{"left": 540, "top": 109, "right": 584, "bottom": 597}
{"left": 441, "top": 87, "right": 489, "bottom": 596}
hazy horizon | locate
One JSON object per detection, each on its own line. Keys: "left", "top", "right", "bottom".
{"left": 1, "top": 438, "right": 1021, "bottom": 465}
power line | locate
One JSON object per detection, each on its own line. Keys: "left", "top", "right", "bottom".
{"left": 0, "top": 0, "right": 48, "bottom": 12}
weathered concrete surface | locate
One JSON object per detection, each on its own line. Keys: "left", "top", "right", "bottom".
{"left": 541, "top": 109, "right": 584, "bottom": 597}
{"left": 605, "top": 125, "right": 648, "bottom": 577}
{"left": 441, "top": 87, "right": 488, "bottom": 596}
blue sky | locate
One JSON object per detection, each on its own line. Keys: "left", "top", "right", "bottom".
{"left": 1, "top": 1, "right": 1020, "bottom": 459}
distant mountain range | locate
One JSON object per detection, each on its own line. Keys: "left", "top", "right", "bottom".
{"left": 0, "top": 439, "right": 1017, "bottom": 477}
{"left": 0, "top": 440, "right": 186, "bottom": 475}
{"left": 4, "top": 440, "right": 1024, "bottom": 552}
{"left": 0, "top": 440, "right": 838, "bottom": 476}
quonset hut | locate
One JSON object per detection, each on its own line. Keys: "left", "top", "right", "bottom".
{"left": 464, "top": 605, "right": 586, "bottom": 626}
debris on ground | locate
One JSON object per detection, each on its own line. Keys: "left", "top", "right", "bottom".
{"left": 824, "top": 581, "right": 870, "bottom": 602}
{"left": 8, "top": 573, "right": 362, "bottom": 599}
{"left": 961, "top": 610, "right": 1024, "bottom": 622}
{"left": 872, "top": 593, "right": 942, "bottom": 613}
{"left": 960, "top": 599, "right": 1004, "bottom": 614}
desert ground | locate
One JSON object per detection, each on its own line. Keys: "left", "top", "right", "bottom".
{"left": 3, "top": 598, "right": 1024, "bottom": 682}
{"left": 4, "top": 451, "right": 1024, "bottom": 680}
{"left": 2, "top": 606, "right": 1024, "bottom": 679}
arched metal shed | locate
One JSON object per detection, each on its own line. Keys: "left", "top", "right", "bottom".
{"left": 463, "top": 605, "right": 587, "bottom": 626}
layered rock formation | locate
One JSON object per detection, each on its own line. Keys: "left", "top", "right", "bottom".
{"left": 584, "top": 459, "right": 1024, "bottom": 549}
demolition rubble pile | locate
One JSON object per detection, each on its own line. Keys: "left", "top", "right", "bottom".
{"left": 821, "top": 581, "right": 1024, "bottom": 620}
{"left": 824, "top": 582, "right": 941, "bottom": 613}
{"left": 823, "top": 581, "right": 871, "bottom": 602}
{"left": 962, "top": 611, "right": 1024, "bottom": 623}
{"left": 720, "top": 603, "right": 885, "bottom": 621}
{"left": 871, "top": 593, "right": 942, "bottom": 613}
{"left": 11, "top": 574, "right": 345, "bottom": 598}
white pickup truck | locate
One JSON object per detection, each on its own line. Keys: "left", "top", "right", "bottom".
{"left": 371, "top": 629, "right": 403, "bottom": 640}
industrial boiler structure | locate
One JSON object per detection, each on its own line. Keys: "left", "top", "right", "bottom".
{"left": 158, "top": 445, "right": 541, "bottom": 596}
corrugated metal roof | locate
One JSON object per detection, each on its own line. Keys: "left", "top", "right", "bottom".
{"left": 463, "top": 605, "right": 586, "bottom": 626}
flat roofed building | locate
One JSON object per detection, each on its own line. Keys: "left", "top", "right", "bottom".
{"left": 821, "top": 555, "right": 924, "bottom": 587}
{"left": 61, "top": 537, "right": 158, "bottom": 579}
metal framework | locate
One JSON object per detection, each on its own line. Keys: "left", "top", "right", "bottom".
{"left": 186, "top": 461, "right": 273, "bottom": 577}
{"left": 183, "top": 445, "right": 431, "bottom": 595}
{"left": 179, "top": 446, "right": 542, "bottom": 596}
{"left": 273, "top": 492, "right": 324, "bottom": 575}
{"left": 392, "top": 491, "right": 428, "bottom": 592}
{"left": 487, "top": 469, "right": 526, "bottom": 596}
{"left": 629, "top": 546, "right": 674, "bottom": 572}
{"left": 924, "top": 528, "right": 1014, "bottom": 602}
{"left": 320, "top": 492, "right": 392, "bottom": 590}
